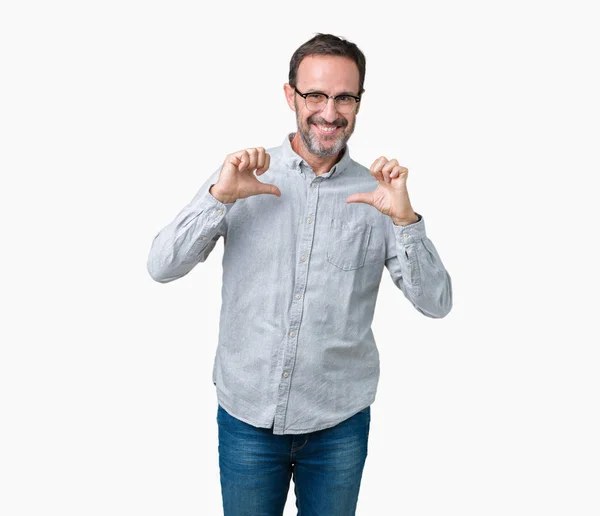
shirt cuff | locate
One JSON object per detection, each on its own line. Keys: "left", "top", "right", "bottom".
{"left": 392, "top": 212, "right": 425, "bottom": 244}
{"left": 192, "top": 184, "right": 236, "bottom": 215}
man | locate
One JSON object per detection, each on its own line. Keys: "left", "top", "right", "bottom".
{"left": 147, "top": 33, "right": 452, "bottom": 516}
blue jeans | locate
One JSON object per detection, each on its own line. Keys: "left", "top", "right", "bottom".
{"left": 217, "top": 404, "right": 371, "bottom": 516}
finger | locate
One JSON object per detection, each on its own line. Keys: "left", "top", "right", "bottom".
{"left": 381, "top": 159, "right": 399, "bottom": 183}
{"left": 381, "top": 159, "right": 398, "bottom": 174}
{"left": 381, "top": 168, "right": 390, "bottom": 183}
{"left": 345, "top": 191, "right": 374, "bottom": 206}
{"left": 370, "top": 156, "right": 387, "bottom": 174}
{"left": 257, "top": 152, "right": 270, "bottom": 175}
{"left": 255, "top": 147, "right": 266, "bottom": 171}
{"left": 234, "top": 150, "right": 250, "bottom": 171}
{"left": 391, "top": 166, "right": 408, "bottom": 180}
{"left": 370, "top": 156, "right": 388, "bottom": 182}
{"left": 369, "top": 156, "right": 387, "bottom": 170}
{"left": 246, "top": 148, "right": 258, "bottom": 170}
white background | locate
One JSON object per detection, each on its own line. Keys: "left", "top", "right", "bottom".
{"left": 1, "top": 0, "right": 599, "bottom": 515}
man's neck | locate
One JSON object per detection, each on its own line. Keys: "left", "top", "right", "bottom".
{"left": 290, "top": 132, "right": 344, "bottom": 176}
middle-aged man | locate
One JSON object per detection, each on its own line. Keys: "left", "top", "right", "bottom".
{"left": 147, "top": 33, "right": 452, "bottom": 516}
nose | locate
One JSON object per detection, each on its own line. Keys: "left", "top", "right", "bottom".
{"left": 320, "top": 97, "right": 339, "bottom": 123}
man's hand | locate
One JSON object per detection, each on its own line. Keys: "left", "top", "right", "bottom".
{"left": 345, "top": 156, "right": 419, "bottom": 226}
{"left": 209, "top": 147, "right": 281, "bottom": 204}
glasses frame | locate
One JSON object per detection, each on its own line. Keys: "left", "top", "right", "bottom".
{"left": 294, "top": 87, "right": 361, "bottom": 113}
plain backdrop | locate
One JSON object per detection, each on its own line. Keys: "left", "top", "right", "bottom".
{"left": 1, "top": 1, "right": 599, "bottom": 515}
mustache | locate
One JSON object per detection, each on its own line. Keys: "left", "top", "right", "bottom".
{"left": 307, "top": 115, "right": 347, "bottom": 128}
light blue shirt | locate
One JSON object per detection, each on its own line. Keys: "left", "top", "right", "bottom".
{"left": 147, "top": 133, "right": 452, "bottom": 434}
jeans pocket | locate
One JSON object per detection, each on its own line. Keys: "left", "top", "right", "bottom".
{"left": 326, "top": 218, "right": 372, "bottom": 271}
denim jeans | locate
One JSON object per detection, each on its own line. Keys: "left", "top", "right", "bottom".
{"left": 216, "top": 404, "right": 371, "bottom": 516}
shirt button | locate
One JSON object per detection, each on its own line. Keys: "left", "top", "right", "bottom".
{"left": 311, "top": 183, "right": 317, "bottom": 188}
{"left": 403, "top": 233, "right": 409, "bottom": 239}
{"left": 217, "top": 209, "right": 223, "bottom": 215}
{"left": 201, "top": 236, "right": 207, "bottom": 241}
{"left": 307, "top": 216, "right": 313, "bottom": 224}
{"left": 289, "top": 331, "right": 296, "bottom": 337}
{"left": 283, "top": 371, "right": 289, "bottom": 378}
{"left": 295, "top": 294, "right": 301, "bottom": 300}
{"left": 300, "top": 255, "right": 306, "bottom": 262}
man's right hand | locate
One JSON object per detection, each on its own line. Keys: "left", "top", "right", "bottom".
{"left": 209, "top": 147, "right": 281, "bottom": 204}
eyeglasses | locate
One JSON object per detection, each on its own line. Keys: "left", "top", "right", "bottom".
{"left": 294, "top": 88, "right": 361, "bottom": 114}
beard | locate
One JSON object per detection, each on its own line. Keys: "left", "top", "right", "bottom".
{"left": 294, "top": 99, "right": 356, "bottom": 158}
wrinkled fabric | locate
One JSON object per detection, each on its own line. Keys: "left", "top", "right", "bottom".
{"left": 147, "top": 133, "right": 452, "bottom": 435}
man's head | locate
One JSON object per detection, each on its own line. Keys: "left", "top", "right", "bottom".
{"left": 284, "top": 34, "right": 366, "bottom": 158}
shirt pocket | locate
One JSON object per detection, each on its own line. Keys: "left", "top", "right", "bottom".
{"left": 326, "top": 218, "right": 372, "bottom": 271}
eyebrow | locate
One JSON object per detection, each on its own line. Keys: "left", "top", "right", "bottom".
{"left": 306, "top": 89, "right": 359, "bottom": 97}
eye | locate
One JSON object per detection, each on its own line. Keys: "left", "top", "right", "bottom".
{"left": 307, "top": 93, "right": 326, "bottom": 101}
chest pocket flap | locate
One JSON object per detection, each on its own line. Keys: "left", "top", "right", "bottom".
{"left": 326, "top": 218, "right": 372, "bottom": 271}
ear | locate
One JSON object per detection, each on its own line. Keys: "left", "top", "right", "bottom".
{"left": 283, "top": 83, "right": 296, "bottom": 112}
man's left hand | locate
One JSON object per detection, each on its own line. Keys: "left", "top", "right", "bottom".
{"left": 345, "top": 156, "right": 420, "bottom": 226}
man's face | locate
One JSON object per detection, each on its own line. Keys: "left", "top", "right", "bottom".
{"left": 285, "top": 55, "right": 361, "bottom": 158}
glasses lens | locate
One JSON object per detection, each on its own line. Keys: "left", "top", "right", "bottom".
{"left": 335, "top": 96, "right": 356, "bottom": 114}
{"left": 305, "top": 93, "right": 326, "bottom": 111}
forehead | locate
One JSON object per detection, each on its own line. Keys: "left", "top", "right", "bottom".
{"left": 296, "top": 55, "right": 360, "bottom": 94}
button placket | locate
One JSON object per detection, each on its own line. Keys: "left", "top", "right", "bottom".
{"left": 272, "top": 175, "right": 322, "bottom": 434}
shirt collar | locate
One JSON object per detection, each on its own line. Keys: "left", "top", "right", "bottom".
{"left": 280, "top": 132, "right": 351, "bottom": 179}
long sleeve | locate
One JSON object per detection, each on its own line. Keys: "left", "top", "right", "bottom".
{"left": 384, "top": 213, "right": 452, "bottom": 318}
{"left": 146, "top": 168, "right": 235, "bottom": 283}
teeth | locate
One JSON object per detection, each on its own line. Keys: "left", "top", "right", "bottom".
{"left": 316, "top": 125, "right": 337, "bottom": 133}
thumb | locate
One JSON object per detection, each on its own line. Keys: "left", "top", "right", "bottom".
{"left": 346, "top": 192, "right": 374, "bottom": 205}
{"left": 257, "top": 182, "right": 281, "bottom": 197}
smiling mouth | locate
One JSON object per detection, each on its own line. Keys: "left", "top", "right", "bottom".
{"left": 312, "top": 123, "right": 341, "bottom": 136}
